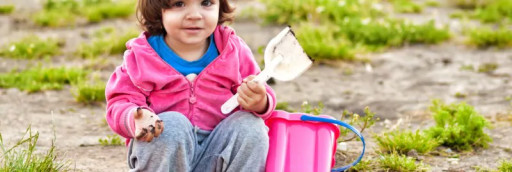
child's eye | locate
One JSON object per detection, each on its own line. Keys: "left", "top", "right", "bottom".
{"left": 201, "top": 0, "right": 212, "bottom": 6}
{"left": 173, "top": 1, "right": 184, "bottom": 7}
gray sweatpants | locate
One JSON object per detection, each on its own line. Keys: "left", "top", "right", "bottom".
{"left": 127, "top": 111, "right": 269, "bottom": 172}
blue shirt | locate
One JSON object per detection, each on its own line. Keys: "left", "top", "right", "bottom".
{"left": 148, "top": 34, "right": 219, "bottom": 76}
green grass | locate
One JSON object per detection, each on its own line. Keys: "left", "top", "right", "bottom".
{"left": 350, "top": 160, "right": 372, "bottom": 171}
{"left": 259, "top": 0, "right": 450, "bottom": 60}
{"left": 466, "top": 27, "right": 512, "bottom": 48}
{"left": 300, "top": 101, "right": 324, "bottom": 115}
{"left": 425, "top": 0, "right": 440, "bottom": 7}
{"left": 33, "top": 0, "right": 135, "bottom": 27}
{"left": 0, "top": 66, "right": 88, "bottom": 93}
{"left": 473, "top": 0, "right": 512, "bottom": 23}
{"left": 0, "top": 127, "right": 69, "bottom": 171}
{"left": 339, "top": 107, "right": 378, "bottom": 142}
{"left": 498, "top": 160, "right": 512, "bottom": 172}
{"left": 275, "top": 102, "right": 294, "bottom": 112}
{"left": 379, "top": 153, "right": 428, "bottom": 171}
{"left": 296, "top": 23, "right": 357, "bottom": 60}
{"left": 259, "top": 0, "right": 383, "bottom": 25}
{"left": 0, "top": 5, "right": 14, "bottom": 14}
{"left": 71, "top": 80, "right": 106, "bottom": 104}
{"left": 76, "top": 27, "right": 139, "bottom": 58}
{"left": 375, "top": 130, "right": 440, "bottom": 155}
{"left": 425, "top": 100, "right": 492, "bottom": 151}
{"left": 98, "top": 134, "right": 123, "bottom": 146}
{"left": 0, "top": 36, "right": 62, "bottom": 59}
{"left": 391, "top": 0, "right": 423, "bottom": 13}
{"left": 450, "top": 0, "right": 489, "bottom": 9}
{"left": 454, "top": 92, "right": 467, "bottom": 98}
{"left": 477, "top": 63, "right": 498, "bottom": 73}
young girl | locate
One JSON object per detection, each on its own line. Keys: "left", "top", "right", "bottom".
{"left": 105, "top": 0, "right": 276, "bottom": 171}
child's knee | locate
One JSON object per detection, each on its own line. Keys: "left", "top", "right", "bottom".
{"left": 226, "top": 111, "right": 268, "bottom": 141}
{"left": 157, "top": 111, "right": 192, "bottom": 128}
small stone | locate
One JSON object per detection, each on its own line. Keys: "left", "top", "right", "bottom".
{"left": 407, "top": 149, "right": 419, "bottom": 160}
{"left": 338, "top": 142, "right": 348, "bottom": 151}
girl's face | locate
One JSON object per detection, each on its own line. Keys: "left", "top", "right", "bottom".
{"left": 162, "top": 0, "right": 219, "bottom": 48}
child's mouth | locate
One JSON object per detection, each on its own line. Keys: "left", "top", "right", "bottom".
{"left": 183, "top": 27, "right": 202, "bottom": 34}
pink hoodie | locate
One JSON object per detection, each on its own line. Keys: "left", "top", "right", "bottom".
{"left": 105, "top": 25, "right": 276, "bottom": 139}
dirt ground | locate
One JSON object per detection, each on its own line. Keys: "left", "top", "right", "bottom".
{"left": 0, "top": 0, "right": 511, "bottom": 171}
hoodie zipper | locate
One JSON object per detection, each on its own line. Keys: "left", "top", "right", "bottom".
{"left": 144, "top": 30, "right": 230, "bottom": 122}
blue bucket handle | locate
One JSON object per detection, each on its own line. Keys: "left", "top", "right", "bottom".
{"left": 300, "top": 115, "right": 366, "bottom": 172}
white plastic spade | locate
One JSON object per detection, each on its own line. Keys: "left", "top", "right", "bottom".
{"left": 221, "top": 26, "right": 313, "bottom": 114}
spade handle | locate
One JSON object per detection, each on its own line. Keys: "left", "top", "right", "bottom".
{"left": 221, "top": 70, "right": 272, "bottom": 114}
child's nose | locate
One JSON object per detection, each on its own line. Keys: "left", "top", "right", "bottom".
{"left": 185, "top": 6, "right": 202, "bottom": 20}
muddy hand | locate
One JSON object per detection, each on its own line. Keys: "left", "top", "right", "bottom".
{"left": 133, "top": 108, "right": 164, "bottom": 142}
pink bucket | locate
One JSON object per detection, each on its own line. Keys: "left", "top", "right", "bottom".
{"left": 265, "top": 110, "right": 365, "bottom": 172}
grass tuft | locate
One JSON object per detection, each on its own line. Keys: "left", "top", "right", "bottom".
{"left": 0, "top": 66, "right": 88, "bottom": 93}
{"left": 473, "top": 0, "right": 512, "bottom": 23}
{"left": 0, "top": 126, "right": 69, "bottom": 171}
{"left": 375, "top": 129, "right": 440, "bottom": 155}
{"left": 379, "top": 153, "right": 428, "bottom": 171}
{"left": 425, "top": 100, "right": 492, "bottom": 151}
{"left": 0, "top": 5, "right": 15, "bottom": 14}
{"left": 76, "top": 27, "right": 138, "bottom": 58}
{"left": 466, "top": 27, "right": 512, "bottom": 48}
{"left": 98, "top": 134, "right": 124, "bottom": 146}
{"left": 0, "top": 36, "right": 62, "bottom": 59}
{"left": 498, "top": 160, "right": 512, "bottom": 172}
{"left": 477, "top": 63, "right": 498, "bottom": 73}
{"left": 33, "top": 0, "right": 135, "bottom": 27}
{"left": 71, "top": 80, "right": 106, "bottom": 104}
{"left": 391, "top": 0, "right": 423, "bottom": 13}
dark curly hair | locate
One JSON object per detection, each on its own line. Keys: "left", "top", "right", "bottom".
{"left": 136, "top": 0, "right": 235, "bottom": 36}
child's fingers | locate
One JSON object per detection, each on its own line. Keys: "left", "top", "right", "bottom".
{"left": 237, "top": 93, "right": 249, "bottom": 107}
{"left": 246, "top": 81, "right": 265, "bottom": 94}
{"left": 154, "top": 120, "right": 163, "bottom": 137}
{"left": 242, "top": 75, "right": 256, "bottom": 83}
{"left": 136, "top": 128, "right": 148, "bottom": 140}
{"left": 238, "top": 83, "right": 255, "bottom": 97}
{"left": 145, "top": 131, "right": 154, "bottom": 142}
{"left": 238, "top": 88, "right": 254, "bottom": 104}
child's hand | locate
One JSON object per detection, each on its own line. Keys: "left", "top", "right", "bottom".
{"left": 237, "top": 75, "right": 268, "bottom": 114}
{"left": 134, "top": 108, "right": 164, "bottom": 142}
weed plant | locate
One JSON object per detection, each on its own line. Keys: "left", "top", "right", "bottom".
{"left": 296, "top": 23, "right": 356, "bottom": 60}
{"left": 259, "top": 0, "right": 383, "bottom": 25}
{"left": 498, "top": 160, "right": 512, "bottom": 172}
{"left": 33, "top": 0, "right": 135, "bottom": 27}
{"left": 0, "top": 5, "right": 14, "bottom": 14}
{"left": 275, "top": 102, "right": 294, "bottom": 112}
{"left": 375, "top": 130, "right": 439, "bottom": 155}
{"left": 0, "top": 66, "right": 88, "bottom": 93}
{"left": 350, "top": 160, "right": 372, "bottom": 171}
{"left": 466, "top": 27, "right": 512, "bottom": 48}
{"left": 0, "top": 36, "right": 61, "bottom": 59}
{"left": 0, "top": 127, "right": 69, "bottom": 171}
{"left": 339, "top": 107, "right": 378, "bottom": 142}
{"left": 300, "top": 101, "right": 325, "bottom": 115}
{"left": 450, "top": 0, "right": 488, "bottom": 9}
{"left": 71, "top": 80, "right": 106, "bottom": 104}
{"left": 425, "top": 0, "right": 440, "bottom": 7}
{"left": 259, "top": 0, "right": 450, "bottom": 60}
{"left": 98, "top": 134, "right": 123, "bottom": 146}
{"left": 76, "top": 28, "right": 139, "bottom": 58}
{"left": 379, "top": 153, "right": 428, "bottom": 171}
{"left": 425, "top": 100, "right": 492, "bottom": 151}
{"left": 473, "top": 0, "right": 512, "bottom": 23}
{"left": 391, "top": 0, "right": 423, "bottom": 13}
{"left": 477, "top": 63, "right": 498, "bottom": 73}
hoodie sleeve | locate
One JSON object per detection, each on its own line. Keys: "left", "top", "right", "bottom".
{"left": 234, "top": 36, "right": 277, "bottom": 120}
{"left": 105, "top": 62, "right": 154, "bottom": 139}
